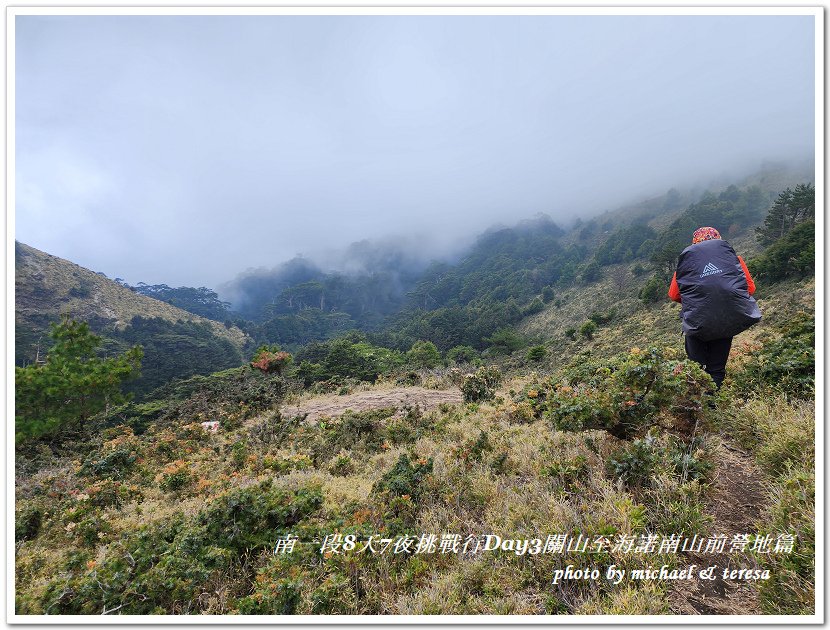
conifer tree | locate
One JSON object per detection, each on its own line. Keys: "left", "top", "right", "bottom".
{"left": 15, "top": 318, "right": 142, "bottom": 442}
{"left": 757, "top": 183, "right": 815, "bottom": 246}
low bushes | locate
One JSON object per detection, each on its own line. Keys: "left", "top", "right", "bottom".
{"left": 732, "top": 311, "right": 814, "bottom": 399}
{"left": 461, "top": 366, "right": 503, "bottom": 403}
{"left": 518, "top": 347, "right": 712, "bottom": 440}
{"left": 250, "top": 347, "right": 293, "bottom": 374}
{"left": 32, "top": 483, "right": 323, "bottom": 615}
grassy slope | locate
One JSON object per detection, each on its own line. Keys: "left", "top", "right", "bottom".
{"left": 15, "top": 241, "right": 248, "bottom": 362}
{"left": 15, "top": 261, "right": 815, "bottom": 616}
{"left": 517, "top": 229, "right": 812, "bottom": 368}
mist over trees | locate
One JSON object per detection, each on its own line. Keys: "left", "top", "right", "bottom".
{"left": 221, "top": 239, "right": 437, "bottom": 322}
{"left": 220, "top": 257, "right": 325, "bottom": 321}
{"left": 88, "top": 163, "right": 815, "bottom": 365}
{"left": 373, "top": 215, "right": 580, "bottom": 352}
{"left": 648, "top": 184, "right": 772, "bottom": 280}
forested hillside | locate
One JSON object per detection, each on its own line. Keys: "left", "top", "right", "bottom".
{"left": 15, "top": 168, "right": 816, "bottom": 616}
{"left": 15, "top": 242, "right": 251, "bottom": 398}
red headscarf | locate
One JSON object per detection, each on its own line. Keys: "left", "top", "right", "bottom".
{"left": 692, "top": 227, "right": 721, "bottom": 244}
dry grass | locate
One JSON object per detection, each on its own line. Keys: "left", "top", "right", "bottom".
{"left": 577, "top": 581, "right": 669, "bottom": 615}
{"left": 15, "top": 241, "right": 247, "bottom": 346}
{"left": 16, "top": 363, "right": 813, "bottom": 616}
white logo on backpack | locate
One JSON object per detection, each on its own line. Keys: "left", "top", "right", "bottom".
{"left": 700, "top": 262, "right": 723, "bottom": 277}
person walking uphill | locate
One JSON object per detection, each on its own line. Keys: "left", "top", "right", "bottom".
{"left": 668, "top": 227, "right": 761, "bottom": 390}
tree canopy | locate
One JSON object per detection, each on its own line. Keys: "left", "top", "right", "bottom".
{"left": 129, "top": 284, "right": 232, "bottom": 322}
{"left": 15, "top": 318, "right": 143, "bottom": 442}
{"left": 756, "top": 183, "right": 815, "bottom": 247}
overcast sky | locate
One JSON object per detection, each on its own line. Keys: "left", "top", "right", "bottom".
{"left": 15, "top": 13, "right": 815, "bottom": 288}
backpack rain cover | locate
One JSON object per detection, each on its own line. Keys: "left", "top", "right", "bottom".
{"left": 675, "top": 239, "right": 762, "bottom": 341}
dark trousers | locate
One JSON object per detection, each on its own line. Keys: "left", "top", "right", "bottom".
{"left": 684, "top": 335, "right": 733, "bottom": 389}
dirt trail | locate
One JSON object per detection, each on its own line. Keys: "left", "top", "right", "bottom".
{"left": 667, "top": 442, "right": 769, "bottom": 615}
{"left": 279, "top": 386, "right": 464, "bottom": 424}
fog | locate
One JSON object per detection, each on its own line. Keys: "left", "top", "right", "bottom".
{"left": 15, "top": 13, "right": 815, "bottom": 292}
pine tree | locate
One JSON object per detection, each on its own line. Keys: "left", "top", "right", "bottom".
{"left": 791, "top": 182, "right": 816, "bottom": 224}
{"left": 756, "top": 183, "right": 815, "bottom": 246}
{"left": 15, "top": 318, "right": 143, "bottom": 442}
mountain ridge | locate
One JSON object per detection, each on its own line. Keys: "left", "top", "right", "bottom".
{"left": 15, "top": 240, "right": 248, "bottom": 359}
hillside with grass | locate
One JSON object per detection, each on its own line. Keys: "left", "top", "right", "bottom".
{"left": 15, "top": 241, "right": 252, "bottom": 397}
{"left": 14, "top": 173, "right": 815, "bottom": 617}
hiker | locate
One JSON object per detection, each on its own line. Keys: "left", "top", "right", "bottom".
{"left": 668, "top": 226, "right": 761, "bottom": 389}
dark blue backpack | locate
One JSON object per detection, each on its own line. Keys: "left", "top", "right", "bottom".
{"left": 675, "top": 239, "right": 761, "bottom": 341}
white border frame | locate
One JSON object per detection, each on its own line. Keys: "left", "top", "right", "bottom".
{"left": 5, "top": 4, "right": 824, "bottom": 626}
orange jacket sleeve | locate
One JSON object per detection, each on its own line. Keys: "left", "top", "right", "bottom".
{"left": 738, "top": 256, "right": 756, "bottom": 295}
{"left": 668, "top": 272, "right": 681, "bottom": 302}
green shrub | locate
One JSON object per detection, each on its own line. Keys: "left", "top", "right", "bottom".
{"left": 158, "top": 462, "right": 191, "bottom": 493}
{"left": 607, "top": 432, "right": 712, "bottom": 494}
{"left": 76, "top": 513, "right": 114, "bottom": 547}
{"left": 372, "top": 454, "right": 435, "bottom": 535}
{"left": 337, "top": 408, "right": 397, "bottom": 451}
{"left": 237, "top": 577, "right": 304, "bottom": 614}
{"left": 665, "top": 436, "right": 713, "bottom": 482}
{"left": 579, "top": 320, "right": 597, "bottom": 340}
{"left": 308, "top": 574, "right": 354, "bottom": 614}
{"left": 751, "top": 220, "right": 815, "bottom": 281}
{"left": 231, "top": 441, "right": 248, "bottom": 470}
{"left": 543, "top": 347, "right": 711, "bottom": 440}
{"left": 79, "top": 447, "right": 138, "bottom": 480}
{"left": 461, "top": 366, "right": 503, "bottom": 403}
{"left": 372, "top": 454, "right": 434, "bottom": 503}
{"left": 297, "top": 360, "right": 323, "bottom": 387}
{"left": 733, "top": 312, "right": 814, "bottom": 399}
{"left": 581, "top": 261, "right": 601, "bottom": 283}
{"left": 522, "top": 297, "right": 545, "bottom": 316}
{"left": 40, "top": 482, "right": 322, "bottom": 613}
{"left": 68, "top": 281, "right": 93, "bottom": 298}
{"left": 526, "top": 345, "right": 547, "bottom": 362}
{"left": 588, "top": 309, "right": 616, "bottom": 325}
{"left": 329, "top": 454, "right": 356, "bottom": 477}
{"left": 15, "top": 505, "right": 42, "bottom": 542}
{"left": 454, "top": 431, "right": 492, "bottom": 465}
{"left": 491, "top": 451, "right": 509, "bottom": 474}
{"left": 483, "top": 328, "right": 525, "bottom": 355}
{"left": 406, "top": 340, "right": 442, "bottom": 369}
{"left": 639, "top": 275, "right": 665, "bottom": 304}
{"left": 313, "top": 338, "right": 404, "bottom": 383}
{"left": 198, "top": 483, "right": 323, "bottom": 552}
{"left": 263, "top": 454, "right": 312, "bottom": 474}
{"left": 544, "top": 454, "right": 588, "bottom": 490}
{"left": 607, "top": 435, "right": 659, "bottom": 488}
{"left": 144, "top": 366, "right": 288, "bottom": 425}
{"left": 446, "top": 345, "right": 480, "bottom": 365}
{"left": 386, "top": 418, "right": 415, "bottom": 445}
{"left": 84, "top": 479, "right": 144, "bottom": 508}
{"left": 247, "top": 412, "right": 300, "bottom": 447}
